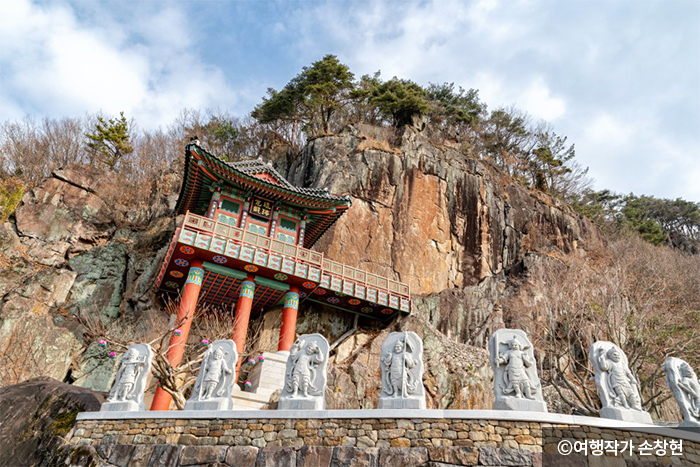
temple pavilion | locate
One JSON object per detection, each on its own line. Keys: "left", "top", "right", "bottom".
{"left": 150, "top": 141, "right": 411, "bottom": 410}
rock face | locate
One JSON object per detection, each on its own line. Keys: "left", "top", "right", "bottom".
{"left": 0, "top": 124, "right": 607, "bottom": 426}
{"left": 288, "top": 124, "right": 602, "bottom": 344}
{"left": 0, "top": 377, "right": 103, "bottom": 466}
{"left": 0, "top": 165, "right": 175, "bottom": 390}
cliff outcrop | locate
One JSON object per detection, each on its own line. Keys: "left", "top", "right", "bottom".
{"left": 0, "top": 122, "right": 602, "bottom": 411}
{"left": 286, "top": 123, "right": 602, "bottom": 345}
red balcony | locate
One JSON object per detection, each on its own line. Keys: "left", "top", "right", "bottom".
{"left": 156, "top": 212, "right": 411, "bottom": 319}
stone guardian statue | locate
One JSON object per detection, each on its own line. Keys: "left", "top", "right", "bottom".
{"left": 590, "top": 341, "right": 652, "bottom": 424}
{"left": 185, "top": 340, "right": 237, "bottom": 410}
{"left": 489, "top": 329, "right": 547, "bottom": 412}
{"left": 379, "top": 331, "right": 426, "bottom": 409}
{"left": 664, "top": 357, "right": 700, "bottom": 428}
{"left": 101, "top": 344, "right": 153, "bottom": 412}
{"left": 279, "top": 334, "right": 329, "bottom": 410}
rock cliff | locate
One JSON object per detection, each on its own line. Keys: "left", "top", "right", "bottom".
{"left": 286, "top": 123, "right": 601, "bottom": 345}
{"left": 0, "top": 122, "right": 601, "bottom": 411}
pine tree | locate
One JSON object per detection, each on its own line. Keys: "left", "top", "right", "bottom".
{"left": 85, "top": 112, "right": 133, "bottom": 169}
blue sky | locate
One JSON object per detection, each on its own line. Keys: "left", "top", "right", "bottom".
{"left": 1, "top": 0, "right": 699, "bottom": 200}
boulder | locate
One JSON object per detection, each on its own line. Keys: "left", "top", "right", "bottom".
{"left": 0, "top": 377, "right": 103, "bottom": 466}
{"left": 0, "top": 268, "right": 81, "bottom": 385}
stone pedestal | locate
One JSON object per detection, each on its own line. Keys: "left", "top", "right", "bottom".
{"left": 600, "top": 407, "right": 653, "bottom": 424}
{"left": 100, "top": 400, "right": 140, "bottom": 412}
{"left": 494, "top": 397, "right": 547, "bottom": 412}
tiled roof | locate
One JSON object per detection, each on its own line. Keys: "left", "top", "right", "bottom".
{"left": 222, "top": 153, "right": 350, "bottom": 203}
{"left": 175, "top": 143, "right": 351, "bottom": 248}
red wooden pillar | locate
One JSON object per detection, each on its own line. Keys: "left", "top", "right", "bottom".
{"left": 150, "top": 260, "right": 204, "bottom": 411}
{"left": 232, "top": 275, "right": 256, "bottom": 372}
{"left": 278, "top": 286, "right": 300, "bottom": 352}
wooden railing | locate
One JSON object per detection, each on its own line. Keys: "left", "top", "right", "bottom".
{"left": 183, "top": 211, "right": 323, "bottom": 267}
{"left": 180, "top": 211, "right": 411, "bottom": 301}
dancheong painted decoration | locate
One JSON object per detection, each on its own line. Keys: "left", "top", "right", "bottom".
{"left": 150, "top": 141, "right": 411, "bottom": 410}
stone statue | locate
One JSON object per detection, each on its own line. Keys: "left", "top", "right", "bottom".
{"left": 101, "top": 344, "right": 152, "bottom": 412}
{"left": 279, "top": 334, "right": 329, "bottom": 410}
{"left": 379, "top": 331, "right": 426, "bottom": 409}
{"left": 665, "top": 357, "right": 700, "bottom": 428}
{"left": 590, "top": 341, "right": 652, "bottom": 424}
{"left": 489, "top": 329, "right": 547, "bottom": 412}
{"left": 185, "top": 340, "right": 237, "bottom": 411}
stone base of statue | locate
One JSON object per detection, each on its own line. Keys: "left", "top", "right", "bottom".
{"left": 378, "top": 396, "right": 426, "bottom": 410}
{"left": 600, "top": 407, "right": 653, "bottom": 424}
{"left": 184, "top": 397, "right": 232, "bottom": 411}
{"left": 680, "top": 420, "right": 700, "bottom": 429}
{"left": 278, "top": 395, "right": 324, "bottom": 411}
{"left": 494, "top": 397, "right": 547, "bottom": 413}
{"left": 100, "top": 400, "right": 141, "bottom": 412}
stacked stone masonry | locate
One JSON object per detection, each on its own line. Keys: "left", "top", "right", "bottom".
{"left": 70, "top": 417, "right": 700, "bottom": 466}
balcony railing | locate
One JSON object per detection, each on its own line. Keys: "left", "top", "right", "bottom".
{"left": 172, "top": 211, "right": 411, "bottom": 310}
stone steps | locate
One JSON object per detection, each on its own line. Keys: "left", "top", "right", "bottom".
{"left": 231, "top": 351, "right": 289, "bottom": 410}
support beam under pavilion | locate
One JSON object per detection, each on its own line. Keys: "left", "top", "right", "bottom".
{"left": 231, "top": 275, "right": 256, "bottom": 373}
{"left": 278, "top": 286, "right": 300, "bottom": 352}
{"left": 151, "top": 259, "right": 204, "bottom": 411}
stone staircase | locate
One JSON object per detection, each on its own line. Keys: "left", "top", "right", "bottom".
{"left": 231, "top": 351, "right": 288, "bottom": 410}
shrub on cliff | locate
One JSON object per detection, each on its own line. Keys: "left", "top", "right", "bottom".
{"left": 0, "top": 176, "right": 24, "bottom": 221}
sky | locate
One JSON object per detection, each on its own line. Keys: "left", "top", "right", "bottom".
{"left": 1, "top": 0, "right": 699, "bottom": 200}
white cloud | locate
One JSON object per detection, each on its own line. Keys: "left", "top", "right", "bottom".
{"left": 517, "top": 77, "right": 566, "bottom": 122}
{"left": 584, "top": 113, "right": 634, "bottom": 149}
{"left": 2, "top": 0, "right": 698, "bottom": 201}
{"left": 0, "top": 0, "right": 238, "bottom": 129}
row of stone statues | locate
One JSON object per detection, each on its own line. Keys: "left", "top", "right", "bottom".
{"left": 100, "top": 330, "right": 699, "bottom": 429}
{"left": 488, "top": 330, "right": 699, "bottom": 427}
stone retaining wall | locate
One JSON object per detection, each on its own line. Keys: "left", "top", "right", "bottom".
{"left": 68, "top": 412, "right": 700, "bottom": 466}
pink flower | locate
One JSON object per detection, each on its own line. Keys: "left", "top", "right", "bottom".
{"left": 173, "top": 329, "right": 182, "bottom": 336}
{"left": 108, "top": 352, "right": 117, "bottom": 358}
{"left": 201, "top": 339, "right": 210, "bottom": 346}
{"left": 244, "top": 381, "right": 252, "bottom": 388}
{"left": 97, "top": 340, "right": 107, "bottom": 347}
{"left": 258, "top": 355, "right": 265, "bottom": 362}
{"left": 247, "top": 358, "right": 255, "bottom": 365}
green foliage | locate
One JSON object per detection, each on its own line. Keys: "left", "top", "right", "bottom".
{"left": 479, "top": 108, "right": 531, "bottom": 172}
{"left": 369, "top": 78, "right": 431, "bottom": 127}
{"left": 426, "top": 82, "right": 486, "bottom": 126}
{"left": 348, "top": 72, "right": 383, "bottom": 124}
{"left": 620, "top": 195, "right": 667, "bottom": 245}
{"left": 85, "top": 112, "right": 133, "bottom": 169}
{"left": 0, "top": 177, "right": 24, "bottom": 221}
{"left": 529, "top": 131, "right": 575, "bottom": 193}
{"left": 203, "top": 116, "right": 242, "bottom": 161}
{"left": 252, "top": 54, "right": 354, "bottom": 135}
{"left": 570, "top": 189, "right": 622, "bottom": 224}
{"left": 252, "top": 87, "right": 298, "bottom": 126}
{"left": 572, "top": 190, "right": 700, "bottom": 250}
